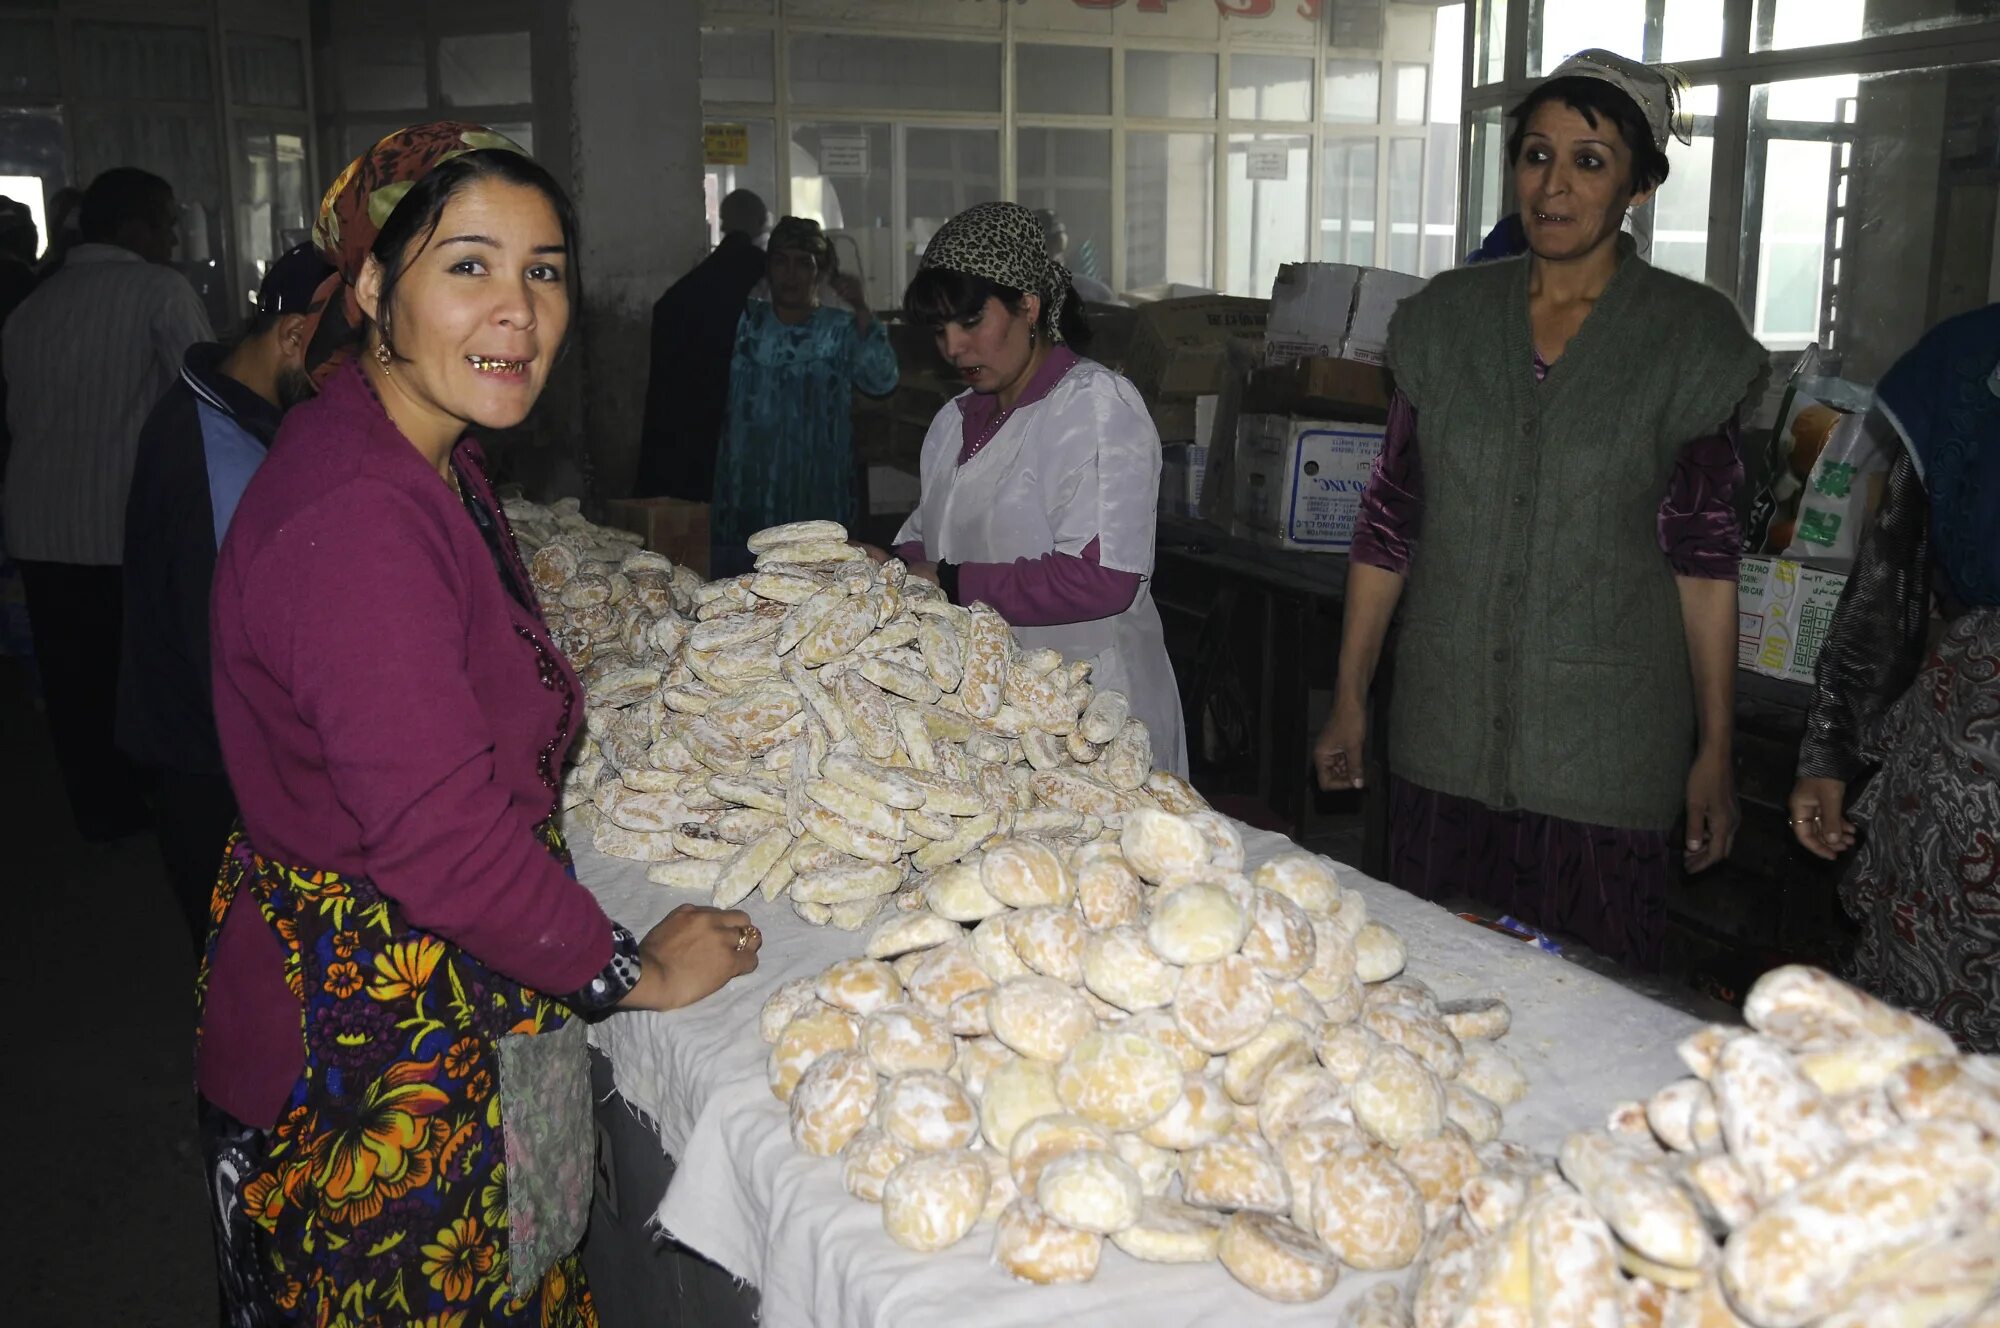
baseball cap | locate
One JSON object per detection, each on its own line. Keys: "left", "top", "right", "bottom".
{"left": 257, "top": 242, "right": 335, "bottom": 315}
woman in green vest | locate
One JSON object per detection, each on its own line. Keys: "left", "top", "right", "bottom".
{"left": 1313, "top": 50, "right": 1767, "bottom": 971}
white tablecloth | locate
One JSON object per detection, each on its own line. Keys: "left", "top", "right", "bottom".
{"left": 579, "top": 824, "right": 1705, "bottom": 1327}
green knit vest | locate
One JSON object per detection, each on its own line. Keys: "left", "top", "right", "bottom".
{"left": 1383, "top": 241, "right": 1766, "bottom": 831}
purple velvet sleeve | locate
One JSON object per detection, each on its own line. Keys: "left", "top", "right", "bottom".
{"left": 1349, "top": 391, "right": 1423, "bottom": 575}
{"left": 956, "top": 536, "right": 1142, "bottom": 627}
{"left": 1658, "top": 415, "right": 1745, "bottom": 579}
{"left": 893, "top": 539, "right": 927, "bottom": 565}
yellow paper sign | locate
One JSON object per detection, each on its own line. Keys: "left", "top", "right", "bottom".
{"left": 704, "top": 123, "right": 750, "bottom": 167}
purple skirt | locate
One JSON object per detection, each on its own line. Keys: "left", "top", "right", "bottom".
{"left": 1386, "top": 776, "right": 1672, "bottom": 971}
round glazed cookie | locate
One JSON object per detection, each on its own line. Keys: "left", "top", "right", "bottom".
{"left": 1241, "top": 888, "right": 1316, "bottom": 981}
{"left": 1182, "top": 1134, "right": 1291, "bottom": 1215}
{"left": 1113, "top": 1131, "right": 1180, "bottom": 1198}
{"left": 980, "top": 1147, "right": 1019, "bottom": 1223}
{"left": 789, "top": 1050, "right": 880, "bottom": 1157}
{"left": 981, "top": 838, "right": 1073, "bottom": 909}
{"left": 840, "top": 1127, "right": 912, "bottom": 1203}
{"left": 1250, "top": 852, "right": 1341, "bottom": 916}
{"left": 946, "top": 989, "right": 993, "bottom": 1037}
{"left": 1183, "top": 811, "right": 1245, "bottom": 871}
{"left": 1257, "top": 1064, "right": 1348, "bottom": 1142}
{"left": 1035, "top": 1150, "right": 1143, "bottom": 1235}
{"left": 978, "top": 1056, "right": 1065, "bottom": 1151}
{"left": 1267, "top": 978, "right": 1325, "bottom": 1030}
{"left": 759, "top": 977, "right": 822, "bottom": 1043}
{"left": 1005, "top": 906, "right": 1087, "bottom": 984}
{"left": 1352, "top": 1044, "right": 1446, "bottom": 1148}
{"left": 1278, "top": 1120, "right": 1373, "bottom": 1232}
{"left": 880, "top": 1069, "right": 980, "bottom": 1152}
{"left": 1298, "top": 916, "right": 1359, "bottom": 1002}
{"left": 1439, "top": 997, "right": 1513, "bottom": 1042}
{"left": 970, "top": 913, "right": 1033, "bottom": 982}
{"left": 989, "top": 975, "right": 1097, "bottom": 1063}
{"left": 924, "top": 860, "right": 1009, "bottom": 923}
{"left": 864, "top": 910, "right": 963, "bottom": 961}
{"left": 1139, "top": 1074, "right": 1235, "bottom": 1150}
{"left": 882, "top": 1149, "right": 989, "bottom": 1253}
{"left": 993, "top": 1198, "right": 1103, "bottom": 1285}
{"left": 816, "top": 956, "right": 905, "bottom": 1016}
{"left": 1316, "top": 1022, "right": 1383, "bottom": 1084}
{"left": 1364, "top": 974, "right": 1440, "bottom": 1016}
{"left": 1120, "top": 809, "right": 1212, "bottom": 884}
{"left": 953, "top": 1035, "right": 1018, "bottom": 1099}
{"left": 1109, "top": 1196, "right": 1225, "bottom": 1265}
{"left": 1223, "top": 1017, "right": 1315, "bottom": 1105}
{"left": 768, "top": 1003, "right": 861, "bottom": 1103}
{"left": 1362, "top": 1002, "right": 1464, "bottom": 1080}
{"left": 1310, "top": 1146, "right": 1425, "bottom": 1270}
{"left": 1354, "top": 921, "right": 1407, "bottom": 983}
{"left": 1320, "top": 976, "right": 1366, "bottom": 1026}
{"left": 1055, "top": 1029, "right": 1186, "bottom": 1130}
{"left": 904, "top": 938, "right": 996, "bottom": 1017}
{"left": 1081, "top": 925, "right": 1180, "bottom": 1013}
{"left": 1123, "top": 1009, "right": 1208, "bottom": 1073}
{"left": 1073, "top": 845, "right": 1144, "bottom": 931}
{"left": 890, "top": 949, "right": 927, "bottom": 986}
{"left": 1398, "top": 1132, "right": 1484, "bottom": 1230}
{"left": 1218, "top": 1211, "right": 1341, "bottom": 1304}
{"left": 1328, "top": 887, "right": 1369, "bottom": 941}
{"left": 1459, "top": 1040, "right": 1529, "bottom": 1108}
{"left": 1148, "top": 881, "right": 1250, "bottom": 965}
{"left": 1173, "top": 953, "right": 1274, "bottom": 1054}
{"left": 1008, "top": 1112, "right": 1113, "bottom": 1195}
{"left": 863, "top": 1005, "right": 956, "bottom": 1076}
{"left": 1445, "top": 1081, "right": 1505, "bottom": 1144}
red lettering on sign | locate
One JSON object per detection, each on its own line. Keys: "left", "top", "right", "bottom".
{"left": 1216, "top": 0, "right": 1276, "bottom": 16}
{"left": 1296, "top": 0, "right": 1322, "bottom": 17}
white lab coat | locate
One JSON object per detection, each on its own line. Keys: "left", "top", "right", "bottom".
{"left": 895, "top": 359, "right": 1188, "bottom": 776}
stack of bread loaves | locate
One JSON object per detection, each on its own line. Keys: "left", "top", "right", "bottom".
{"left": 762, "top": 806, "right": 1529, "bottom": 1305}
{"left": 517, "top": 514, "right": 1206, "bottom": 932}
{"left": 1403, "top": 964, "right": 2000, "bottom": 1328}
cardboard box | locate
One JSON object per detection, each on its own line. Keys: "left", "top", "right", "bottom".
{"left": 1264, "top": 262, "right": 1425, "bottom": 367}
{"left": 1124, "top": 295, "right": 1270, "bottom": 399}
{"left": 1244, "top": 356, "right": 1392, "bottom": 421}
{"left": 1736, "top": 555, "right": 1849, "bottom": 684}
{"left": 1146, "top": 393, "right": 1217, "bottom": 447}
{"left": 1159, "top": 442, "right": 1210, "bottom": 519}
{"left": 603, "top": 497, "right": 710, "bottom": 577}
{"left": 1232, "top": 414, "right": 1386, "bottom": 552}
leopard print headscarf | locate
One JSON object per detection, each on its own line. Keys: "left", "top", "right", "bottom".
{"left": 919, "top": 201, "right": 1074, "bottom": 345}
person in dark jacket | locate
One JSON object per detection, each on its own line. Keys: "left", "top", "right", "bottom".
{"left": 0, "top": 197, "right": 38, "bottom": 474}
{"left": 116, "top": 242, "right": 333, "bottom": 954}
{"left": 636, "top": 188, "right": 768, "bottom": 499}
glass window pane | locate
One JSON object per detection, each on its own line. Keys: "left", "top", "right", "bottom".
{"left": 790, "top": 35, "right": 1000, "bottom": 113}
{"left": 1533, "top": 0, "right": 1647, "bottom": 78}
{"left": 235, "top": 123, "right": 311, "bottom": 317}
{"left": 790, "top": 122, "right": 895, "bottom": 307}
{"left": 1392, "top": 64, "right": 1429, "bottom": 125}
{"left": 1467, "top": 106, "right": 1508, "bottom": 255}
{"left": 0, "top": 107, "right": 68, "bottom": 259}
{"left": 72, "top": 106, "right": 230, "bottom": 329}
{"left": 1758, "top": 0, "right": 2000, "bottom": 51}
{"left": 337, "top": 36, "right": 427, "bottom": 112}
{"left": 1648, "top": 86, "right": 1715, "bottom": 282}
{"left": 1431, "top": 6, "right": 1464, "bottom": 124}
{"left": 702, "top": 29, "right": 774, "bottom": 103}
{"left": 0, "top": 18, "right": 60, "bottom": 99}
{"left": 907, "top": 127, "right": 1002, "bottom": 258}
{"left": 227, "top": 33, "right": 307, "bottom": 109}
{"left": 1422, "top": 123, "right": 1461, "bottom": 277}
{"left": 1229, "top": 54, "right": 1313, "bottom": 122}
{"left": 1387, "top": 137, "right": 1424, "bottom": 276}
{"left": 704, "top": 118, "right": 777, "bottom": 247}
{"left": 1126, "top": 130, "right": 1214, "bottom": 293}
{"left": 1324, "top": 60, "right": 1380, "bottom": 124}
{"left": 1016, "top": 128, "right": 1114, "bottom": 297}
{"left": 1126, "top": 50, "right": 1218, "bottom": 120}
{"left": 1227, "top": 133, "right": 1310, "bottom": 298}
{"left": 440, "top": 32, "right": 532, "bottom": 108}
{"left": 1475, "top": 0, "right": 1504, "bottom": 86}
{"left": 1017, "top": 44, "right": 1112, "bottom": 116}
{"left": 703, "top": 0, "right": 774, "bottom": 13}
{"left": 1320, "top": 137, "right": 1378, "bottom": 266}
{"left": 1661, "top": 0, "right": 1727, "bottom": 64}
{"left": 74, "top": 21, "right": 212, "bottom": 101}
{"left": 1329, "top": 0, "right": 1387, "bottom": 50}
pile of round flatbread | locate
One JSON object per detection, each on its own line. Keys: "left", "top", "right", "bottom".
{"left": 763, "top": 806, "right": 1529, "bottom": 1305}
{"left": 512, "top": 511, "right": 1207, "bottom": 930}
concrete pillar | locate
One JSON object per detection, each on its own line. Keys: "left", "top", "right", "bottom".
{"left": 565, "top": 0, "right": 707, "bottom": 501}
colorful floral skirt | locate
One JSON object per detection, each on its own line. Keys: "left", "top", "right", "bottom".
{"left": 195, "top": 828, "right": 599, "bottom": 1327}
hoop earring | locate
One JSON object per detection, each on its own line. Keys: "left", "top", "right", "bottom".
{"left": 375, "top": 341, "right": 393, "bottom": 368}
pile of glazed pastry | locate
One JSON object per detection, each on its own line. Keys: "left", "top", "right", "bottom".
{"left": 761, "top": 807, "right": 1531, "bottom": 1305}
{"left": 515, "top": 513, "right": 1203, "bottom": 930}
{"left": 1406, "top": 964, "right": 2000, "bottom": 1328}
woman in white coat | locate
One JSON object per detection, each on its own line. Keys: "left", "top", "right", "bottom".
{"left": 886, "top": 202, "right": 1187, "bottom": 776}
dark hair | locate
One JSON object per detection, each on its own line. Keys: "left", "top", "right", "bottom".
{"left": 369, "top": 148, "right": 580, "bottom": 358}
{"left": 79, "top": 167, "right": 173, "bottom": 243}
{"left": 902, "top": 267, "right": 1092, "bottom": 351}
{"left": 1505, "top": 77, "right": 1670, "bottom": 195}
{"left": 223, "top": 308, "right": 291, "bottom": 353}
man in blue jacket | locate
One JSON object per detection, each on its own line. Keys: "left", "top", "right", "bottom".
{"left": 117, "top": 243, "right": 332, "bottom": 954}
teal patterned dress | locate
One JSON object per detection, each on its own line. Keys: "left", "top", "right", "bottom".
{"left": 711, "top": 300, "right": 899, "bottom": 573}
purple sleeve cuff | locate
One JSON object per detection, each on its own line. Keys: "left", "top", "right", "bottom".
{"left": 893, "top": 540, "right": 927, "bottom": 565}
{"left": 1660, "top": 414, "right": 1745, "bottom": 580}
{"left": 957, "top": 536, "right": 1141, "bottom": 627}
{"left": 1349, "top": 392, "right": 1423, "bottom": 574}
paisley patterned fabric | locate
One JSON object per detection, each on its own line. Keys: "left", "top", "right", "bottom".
{"left": 1843, "top": 608, "right": 2000, "bottom": 1052}
{"left": 193, "top": 823, "right": 598, "bottom": 1327}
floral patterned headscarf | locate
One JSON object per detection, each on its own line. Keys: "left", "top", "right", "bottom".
{"left": 919, "top": 201, "right": 1074, "bottom": 345}
{"left": 302, "top": 120, "right": 530, "bottom": 382}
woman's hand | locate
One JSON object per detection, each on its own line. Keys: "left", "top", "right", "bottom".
{"left": 904, "top": 561, "right": 940, "bottom": 586}
{"left": 1683, "top": 749, "right": 1739, "bottom": 872}
{"left": 1788, "top": 777, "right": 1856, "bottom": 861}
{"left": 617, "top": 904, "right": 761, "bottom": 1012}
{"left": 1313, "top": 696, "right": 1368, "bottom": 791}
{"left": 830, "top": 272, "right": 872, "bottom": 328}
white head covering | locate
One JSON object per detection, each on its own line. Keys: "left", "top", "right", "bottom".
{"left": 1541, "top": 48, "right": 1691, "bottom": 150}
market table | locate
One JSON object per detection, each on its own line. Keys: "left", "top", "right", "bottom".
{"left": 576, "top": 817, "right": 1707, "bottom": 1327}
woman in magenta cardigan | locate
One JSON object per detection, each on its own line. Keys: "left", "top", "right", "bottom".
{"left": 196, "top": 123, "right": 760, "bottom": 1326}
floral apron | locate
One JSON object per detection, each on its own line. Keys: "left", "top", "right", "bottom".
{"left": 195, "top": 821, "right": 598, "bottom": 1327}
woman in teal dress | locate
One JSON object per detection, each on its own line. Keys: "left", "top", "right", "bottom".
{"left": 710, "top": 216, "right": 899, "bottom": 574}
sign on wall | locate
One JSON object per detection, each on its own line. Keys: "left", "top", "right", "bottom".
{"left": 704, "top": 123, "right": 751, "bottom": 166}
